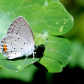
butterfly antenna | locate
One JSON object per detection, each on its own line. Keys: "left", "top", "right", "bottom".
{"left": 35, "top": 32, "right": 44, "bottom": 45}
{"left": 38, "top": 46, "right": 52, "bottom": 51}
{"left": 44, "top": 38, "right": 52, "bottom": 51}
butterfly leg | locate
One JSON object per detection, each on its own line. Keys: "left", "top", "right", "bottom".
{"left": 26, "top": 55, "right": 28, "bottom": 59}
{"left": 24, "top": 55, "right": 28, "bottom": 61}
{"left": 32, "top": 52, "right": 36, "bottom": 59}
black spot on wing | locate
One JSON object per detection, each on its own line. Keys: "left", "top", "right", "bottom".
{"left": 18, "top": 38, "right": 20, "bottom": 40}
{"left": 15, "top": 40, "right": 17, "bottom": 41}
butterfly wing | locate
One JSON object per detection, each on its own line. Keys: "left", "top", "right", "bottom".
{"left": 0, "top": 16, "right": 35, "bottom": 59}
{"left": 1, "top": 34, "right": 34, "bottom": 59}
{"left": 7, "top": 16, "right": 34, "bottom": 46}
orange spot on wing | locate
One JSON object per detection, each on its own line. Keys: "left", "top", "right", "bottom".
{"left": 3, "top": 45, "right": 7, "bottom": 47}
{"left": 3, "top": 48, "right": 7, "bottom": 51}
{"left": 3, "top": 45, "right": 7, "bottom": 51}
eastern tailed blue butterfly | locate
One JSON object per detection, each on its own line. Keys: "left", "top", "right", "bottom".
{"left": 0, "top": 16, "right": 36, "bottom": 60}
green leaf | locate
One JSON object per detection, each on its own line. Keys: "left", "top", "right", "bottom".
{"left": 46, "top": 0, "right": 60, "bottom": 2}
{"left": 36, "top": 35, "right": 71, "bottom": 72}
{"left": 0, "top": 0, "right": 73, "bottom": 72}
{"left": 68, "top": 40, "right": 84, "bottom": 69}
{"left": 0, "top": 65, "right": 38, "bottom": 82}
{"left": 30, "top": 1, "right": 73, "bottom": 35}
{"left": 0, "top": 53, "right": 39, "bottom": 72}
{"left": 50, "top": 0, "right": 60, "bottom": 1}
{"left": 0, "top": 0, "right": 73, "bottom": 36}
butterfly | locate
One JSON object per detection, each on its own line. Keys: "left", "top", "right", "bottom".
{"left": 0, "top": 16, "right": 36, "bottom": 60}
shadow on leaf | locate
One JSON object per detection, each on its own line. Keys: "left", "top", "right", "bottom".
{"left": 34, "top": 45, "right": 48, "bottom": 72}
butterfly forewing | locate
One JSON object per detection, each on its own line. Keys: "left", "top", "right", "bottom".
{"left": 7, "top": 16, "right": 34, "bottom": 46}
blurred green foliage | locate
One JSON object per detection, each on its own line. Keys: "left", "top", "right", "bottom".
{"left": 69, "top": 40, "right": 84, "bottom": 69}
{"left": 0, "top": 65, "right": 38, "bottom": 82}
{"left": 60, "top": 0, "right": 84, "bottom": 69}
